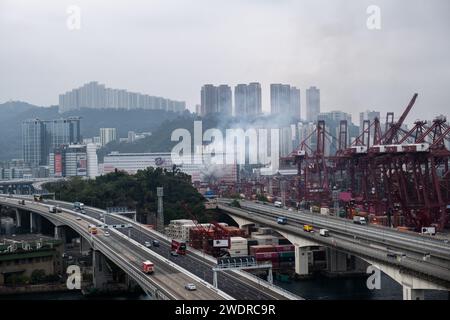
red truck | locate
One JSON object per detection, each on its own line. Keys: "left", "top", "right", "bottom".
{"left": 171, "top": 239, "right": 187, "bottom": 255}
{"left": 142, "top": 260, "right": 154, "bottom": 274}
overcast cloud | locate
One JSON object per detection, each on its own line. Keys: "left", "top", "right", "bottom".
{"left": 1, "top": 0, "right": 449, "bottom": 124}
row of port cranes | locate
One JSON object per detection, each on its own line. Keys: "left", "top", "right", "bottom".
{"left": 283, "top": 93, "right": 450, "bottom": 232}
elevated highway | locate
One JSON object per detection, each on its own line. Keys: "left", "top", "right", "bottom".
{"left": 217, "top": 199, "right": 450, "bottom": 299}
{"left": 0, "top": 196, "right": 231, "bottom": 300}
{"left": 0, "top": 195, "right": 300, "bottom": 300}
{"left": 49, "top": 199, "right": 300, "bottom": 300}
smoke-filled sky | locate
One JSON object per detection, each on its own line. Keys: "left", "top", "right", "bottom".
{"left": 1, "top": 0, "right": 449, "bottom": 125}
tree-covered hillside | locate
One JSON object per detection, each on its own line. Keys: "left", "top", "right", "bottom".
{"left": 43, "top": 167, "right": 209, "bottom": 224}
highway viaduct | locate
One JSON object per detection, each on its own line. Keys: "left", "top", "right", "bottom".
{"left": 0, "top": 195, "right": 300, "bottom": 300}
{"left": 217, "top": 199, "right": 450, "bottom": 300}
{"left": 0, "top": 195, "right": 232, "bottom": 300}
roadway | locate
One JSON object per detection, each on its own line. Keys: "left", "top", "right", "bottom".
{"left": 217, "top": 199, "right": 450, "bottom": 286}
{"left": 0, "top": 196, "right": 228, "bottom": 300}
{"left": 49, "top": 200, "right": 298, "bottom": 300}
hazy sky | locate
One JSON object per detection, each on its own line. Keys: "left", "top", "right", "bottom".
{"left": 1, "top": 0, "right": 449, "bottom": 124}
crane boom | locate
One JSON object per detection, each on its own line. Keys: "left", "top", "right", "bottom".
{"left": 382, "top": 93, "right": 418, "bottom": 144}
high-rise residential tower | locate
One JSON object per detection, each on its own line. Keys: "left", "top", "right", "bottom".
{"left": 290, "top": 86, "right": 301, "bottom": 119}
{"left": 234, "top": 82, "right": 262, "bottom": 116}
{"left": 306, "top": 86, "right": 320, "bottom": 122}
{"left": 217, "top": 85, "right": 232, "bottom": 115}
{"left": 59, "top": 81, "right": 186, "bottom": 113}
{"left": 22, "top": 117, "right": 82, "bottom": 166}
{"left": 100, "top": 128, "right": 117, "bottom": 146}
{"left": 270, "top": 84, "right": 291, "bottom": 115}
{"left": 200, "top": 84, "right": 218, "bottom": 116}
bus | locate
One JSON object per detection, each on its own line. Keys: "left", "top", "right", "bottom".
{"left": 171, "top": 239, "right": 187, "bottom": 255}
{"left": 88, "top": 224, "right": 98, "bottom": 235}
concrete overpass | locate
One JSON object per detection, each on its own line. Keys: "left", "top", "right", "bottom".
{"left": 0, "top": 195, "right": 300, "bottom": 300}
{"left": 217, "top": 199, "right": 450, "bottom": 300}
{"left": 48, "top": 199, "right": 300, "bottom": 300}
{"left": 0, "top": 178, "right": 64, "bottom": 194}
{"left": 0, "top": 195, "right": 232, "bottom": 300}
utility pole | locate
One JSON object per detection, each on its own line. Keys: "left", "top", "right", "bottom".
{"left": 157, "top": 187, "right": 164, "bottom": 232}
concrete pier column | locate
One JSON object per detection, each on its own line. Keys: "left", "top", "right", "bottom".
{"left": 54, "top": 226, "right": 66, "bottom": 242}
{"left": 80, "top": 237, "right": 91, "bottom": 255}
{"left": 15, "top": 209, "right": 21, "bottom": 227}
{"left": 403, "top": 286, "right": 425, "bottom": 300}
{"left": 30, "top": 212, "right": 35, "bottom": 233}
{"left": 326, "top": 248, "right": 348, "bottom": 273}
{"left": 92, "top": 250, "right": 109, "bottom": 290}
{"left": 294, "top": 245, "right": 309, "bottom": 275}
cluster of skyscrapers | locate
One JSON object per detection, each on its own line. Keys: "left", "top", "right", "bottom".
{"left": 21, "top": 117, "right": 98, "bottom": 178}
{"left": 58, "top": 81, "right": 186, "bottom": 114}
{"left": 199, "top": 83, "right": 320, "bottom": 121}
{"left": 22, "top": 118, "right": 82, "bottom": 166}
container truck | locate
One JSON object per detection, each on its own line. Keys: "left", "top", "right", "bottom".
{"left": 277, "top": 217, "right": 287, "bottom": 225}
{"left": 49, "top": 206, "right": 62, "bottom": 213}
{"left": 88, "top": 224, "right": 98, "bottom": 235}
{"left": 73, "top": 202, "right": 84, "bottom": 210}
{"left": 142, "top": 260, "right": 154, "bottom": 274}
{"left": 421, "top": 227, "right": 436, "bottom": 236}
{"left": 171, "top": 239, "right": 187, "bottom": 255}
{"left": 353, "top": 216, "right": 367, "bottom": 225}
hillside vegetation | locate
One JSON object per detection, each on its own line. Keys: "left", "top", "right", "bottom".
{"left": 43, "top": 167, "right": 209, "bottom": 224}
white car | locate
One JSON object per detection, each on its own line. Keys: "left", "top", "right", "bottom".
{"left": 76, "top": 217, "right": 82, "bottom": 221}
{"left": 144, "top": 241, "right": 151, "bottom": 247}
{"left": 185, "top": 283, "right": 196, "bottom": 291}
{"left": 104, "top": 231, "right": 110, "bottom": 237}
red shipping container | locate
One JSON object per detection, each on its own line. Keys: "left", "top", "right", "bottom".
{"left": 275, "top": 245, "right": 295, "bottom": 252}
{"left": 255, "top": 252, "right": 279, "bottom": 260}
{"left": 250, "top": 245, "right": 276, "bottom": 255}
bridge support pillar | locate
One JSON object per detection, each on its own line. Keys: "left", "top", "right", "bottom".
{"left": 403, "top": 286, "right": 425, "bottom": 300}
{"left": 267, "top": 267, "right": 273, "bottom": 284}
{"left": 54, "top": 226, "right": 66, "bottom": 243}
{"left": 92, "top": 250, "right": 110, "bottom": 290}
{"left": 30, "top": 212, "right": 35, "bottom": 233}
{"left": 294, "top": 246, "right": 309, "bottom": 275}
{"left": 15, "top": 209, "right": 21, "bottom": 228}
{"left": 326, "top": 248, "right": 348, "bottom": 273}
{"left": 80, "top": 237, "right": 91, "bottom": 255}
